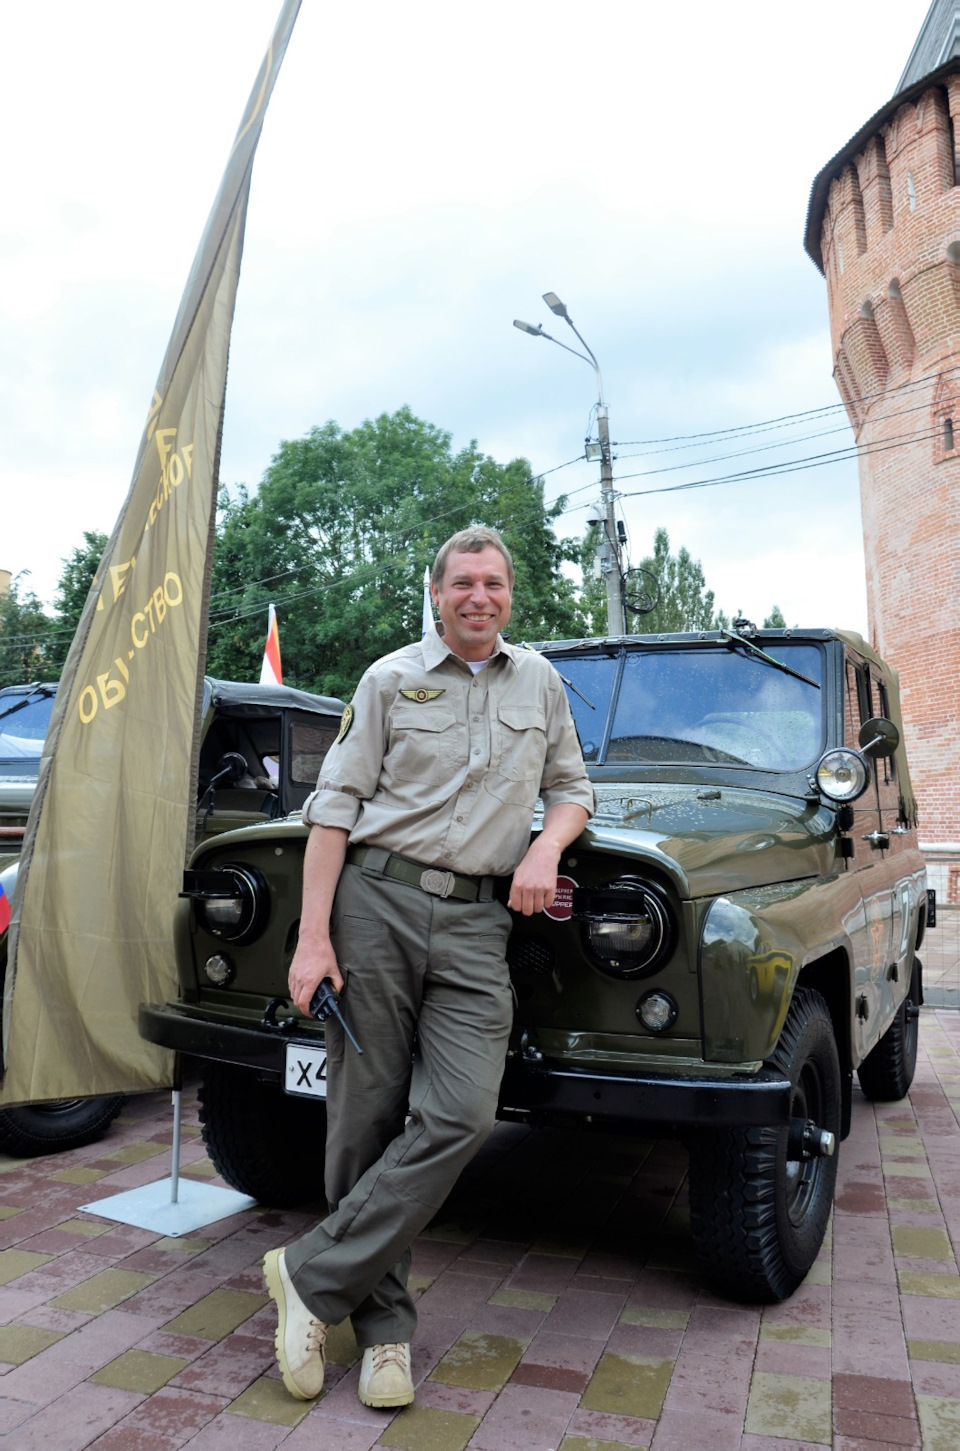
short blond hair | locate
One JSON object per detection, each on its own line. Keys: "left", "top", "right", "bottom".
{"left": 431, "top": 527, "right": 515, "bottom": 590}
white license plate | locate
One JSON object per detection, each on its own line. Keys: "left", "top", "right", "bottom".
{"left": 284, "top": 1043, "right": 328, "bottom": 1099}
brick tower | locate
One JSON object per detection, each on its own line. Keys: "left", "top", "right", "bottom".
{"left": 805, "top": 0, "right": 960, "bottom": 903}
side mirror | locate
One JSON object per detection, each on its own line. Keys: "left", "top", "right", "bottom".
{"left": 217, "top": 752, "right": 250, "bottom": 785}
{"left": 858, "top": 717, "right": 899, "bottom": 759}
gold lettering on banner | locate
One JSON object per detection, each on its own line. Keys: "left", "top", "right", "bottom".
{"left": 146, "top": 389, "right": 163, "bottom": 440}
{"left": 109, "top": 557, "right": 136, "bottom": 603}
{"left": 77, "top": 572, "right": 184, "bottom": 726}
{"left": 146, "top": 426, "right": 195, "bottom": 530}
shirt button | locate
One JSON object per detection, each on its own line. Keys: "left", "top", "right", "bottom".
{"left": 456, "top": 815, "right": 465, "bottom": 823}
{"left": 472, "top": 748, "right": 481, "bottom": 755}
{"left": 472, "top": 715, "right": 480, "bottom": 722}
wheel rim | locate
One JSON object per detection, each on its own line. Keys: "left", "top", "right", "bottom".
{"left": 785, "top": 1059, "right": 826, "bottom": 1227}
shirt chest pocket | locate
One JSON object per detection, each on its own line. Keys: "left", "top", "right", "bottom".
{"left": 488, "top": 703, "right": 547, "bottom": 806}
{"left": 388, "top": 704, "right": 459, "bottom": 784}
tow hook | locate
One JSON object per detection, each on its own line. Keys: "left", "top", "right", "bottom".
{"left": 262, "top": 997, "right": 297, "bottom": 1034}
{"left": 787, "top": 1118, "right": 836, "bottom": 1160}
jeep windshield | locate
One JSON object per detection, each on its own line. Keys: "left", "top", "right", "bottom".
{"left": 555, "top": 643, "right": 824, "bottom": 770}
{"left": 0, "top": 687, "right": 56, "bottom": 780}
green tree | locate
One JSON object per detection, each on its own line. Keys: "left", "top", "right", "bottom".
{"left": 0, "top": 574, "right": 54, "bottom": 687}
{"left": 630, "top": 527, "right": 722, "bottom": 634}
{"left": 763, "top": 605, "right": 787, "bottom": 628}
{"left": 206, "top": 408, "right": 586, "bottom": 698}
{"left": 577, "top": 524, "right": 609, "bottom": 634}
{"left": 46, "top": 530, "right": 109, "bottom": 675}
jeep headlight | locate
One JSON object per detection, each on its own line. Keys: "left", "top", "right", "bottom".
{"left": 815, "top": 748, "right": 869, "bottom": 803}
{"left": 181, "top": 865, "right": 270, "bottom": 946}
{"left": 573, "top": 876, "right": 675, "bottom": 979}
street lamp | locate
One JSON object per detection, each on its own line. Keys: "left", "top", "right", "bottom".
{"left": 513, "top": 293, "right": 624, "bottom": 633}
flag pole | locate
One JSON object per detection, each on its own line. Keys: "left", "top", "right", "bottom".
{"left": 422, "top": 567, "right": 433, "bottom": 637}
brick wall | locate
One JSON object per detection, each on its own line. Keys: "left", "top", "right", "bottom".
{"left": 820, "top": 80, "right": 960, "bottom": 853}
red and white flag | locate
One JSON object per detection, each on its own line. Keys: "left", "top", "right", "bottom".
{"left": 260, "top": 603, "right": 282, "bottom": 686}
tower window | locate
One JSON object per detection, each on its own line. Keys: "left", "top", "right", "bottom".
{"left": 945, "top": 418, "right": 955, "bottom": 451}
{"left": 907, "top": 172, "right": 917, "bottom": 210}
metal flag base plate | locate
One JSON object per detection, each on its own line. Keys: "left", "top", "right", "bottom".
{"left": 78, "top": 1078, "right": 256, "bottom": 1236}
{"left": 79, "top": 1176, "right": 256, "bottom": 1237}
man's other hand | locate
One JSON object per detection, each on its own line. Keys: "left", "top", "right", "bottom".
{"left": 507, "top": 803, "right": 589, "bottom": 916}
{"left": 507, "top": 834, "right": 561, "bottom": 915}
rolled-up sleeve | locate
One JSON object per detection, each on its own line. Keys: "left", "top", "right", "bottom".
{"left": 301, "top": 669, "right": 387, "bottom": 830}
{"left": 539, "top": 670, "right": 596, "bottom": 817}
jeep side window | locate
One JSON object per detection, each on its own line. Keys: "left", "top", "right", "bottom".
{"left": 286, "top": 717, "right": 342, "bottom": 811}
{"left": 874, "top": 675, "right": 896, "bottom": 784}
{"left": 843, "top": 660, "right": 862, "bottom": 750}
{"left": 862, "top": 669, "right": 874, "bottom": 719}
{"left": 846, "top": 657, "right": 873, "bottom": 731}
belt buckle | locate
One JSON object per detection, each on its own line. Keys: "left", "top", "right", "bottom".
{"left": 420, "top": 868, "right": 455, "bottom": 898}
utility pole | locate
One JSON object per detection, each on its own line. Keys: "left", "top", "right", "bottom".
{"left": 514, "top": 293, "right": 624, "bottom": 634}
{"left": 594, "top": 401, "right": 623, "bottom": 634}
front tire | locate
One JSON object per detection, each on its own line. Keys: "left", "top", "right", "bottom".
{"left": 0, "top": 1096, "right": 124, "bottom": 1157}
{"left": 198, "top": 1061, "right": 327, "bottom": 1207}
{"left": 856, "top": 958, "right": 921, "bottom": 1102}
{"left": 687, "top": 987, "right": 841, "bottom": 1303}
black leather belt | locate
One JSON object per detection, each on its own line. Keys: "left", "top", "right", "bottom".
{"left": 346, "top": 845, "right": 502, "bottom": 903}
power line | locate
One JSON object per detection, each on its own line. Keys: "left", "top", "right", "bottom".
{"left": 611, "top": 363, "right": 958, "bottom": 451}
{"left": 617, "top": 424, "right": 941, "bottom": 498}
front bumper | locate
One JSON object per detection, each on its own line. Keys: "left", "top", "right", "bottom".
{"left": 498, "top": 1056, "right": 791, "bottom": 1128}
{"left": 139, "top": 1001, "right": 319, "bottom": 1075}
{"left": 140, "top": 1000, "right": 792, "bottom": 1129}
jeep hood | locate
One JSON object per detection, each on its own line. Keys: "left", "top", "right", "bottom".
{"left": 580, "top": 783, "right": 835, "bottom": 900}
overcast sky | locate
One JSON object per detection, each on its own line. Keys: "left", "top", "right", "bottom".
{"left": 0, "top": 0, "right": 931, "bottom": 636}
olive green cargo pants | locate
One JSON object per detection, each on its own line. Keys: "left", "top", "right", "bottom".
{"left": 284, "top": 857, "right": 514, "bottom": 1347}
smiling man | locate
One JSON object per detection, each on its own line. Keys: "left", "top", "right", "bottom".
{"left": 263, "top": 526, "right": 593, "bottom": 1409}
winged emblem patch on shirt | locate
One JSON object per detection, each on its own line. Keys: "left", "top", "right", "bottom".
{"left": 400, "top": 689, "right": 446, "bottom": 703}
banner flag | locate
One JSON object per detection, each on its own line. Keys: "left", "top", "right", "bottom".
{"left": 422, "top": 568, "right": 433, "bottom": 637}
{"left": 259, "top": 603, "right": 283, "bottom": 686}
{"left": 1, "top": 0, "right": 302, "bottom": 1104}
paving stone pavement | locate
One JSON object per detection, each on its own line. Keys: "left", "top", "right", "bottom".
{"left": 1, "top": 1010, "right": 959, "bottom": 1450}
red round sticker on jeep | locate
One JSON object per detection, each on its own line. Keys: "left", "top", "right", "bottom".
{"left": 544, "top": 875, "right": 577, "bottom": 921}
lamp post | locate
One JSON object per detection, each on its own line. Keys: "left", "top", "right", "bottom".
{"left": 513, "top": 293, "right": 624, "bottom": 634}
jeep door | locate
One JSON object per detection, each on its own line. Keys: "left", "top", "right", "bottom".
{"left": 842, "top": 653, "right": 907, "bottom": 1054}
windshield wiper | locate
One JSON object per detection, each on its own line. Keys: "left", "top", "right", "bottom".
{"left": 520, "top": 643, "right": 595, "bottom": 708}
{"left": 0, "top": 689, "right": 46, "bottom": 724}
{"left": 719, "top": 631, "right": 820, "bottom": 689}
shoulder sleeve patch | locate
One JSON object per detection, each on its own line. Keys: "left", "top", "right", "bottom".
{"left": 336, "top": 703, "right": 354, "bottom": 743}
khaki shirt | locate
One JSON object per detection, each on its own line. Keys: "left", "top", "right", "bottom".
{"left": 302, "top": 625, "right": 594, "bottom": 877}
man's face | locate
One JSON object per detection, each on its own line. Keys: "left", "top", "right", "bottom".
{"left": 432, "top": 547, "right": 513, "bottom": 661}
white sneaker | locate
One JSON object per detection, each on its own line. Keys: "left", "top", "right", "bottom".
{"left": 263, "top": 1248, "right": 327, "bottom": 1400}
{"left": 358, "top": 1341, "right": 415, "bottom": 1407}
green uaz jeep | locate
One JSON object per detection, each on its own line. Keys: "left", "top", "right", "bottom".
{"left": 140, "top": 627, "right": 932, "bottom": 1302}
